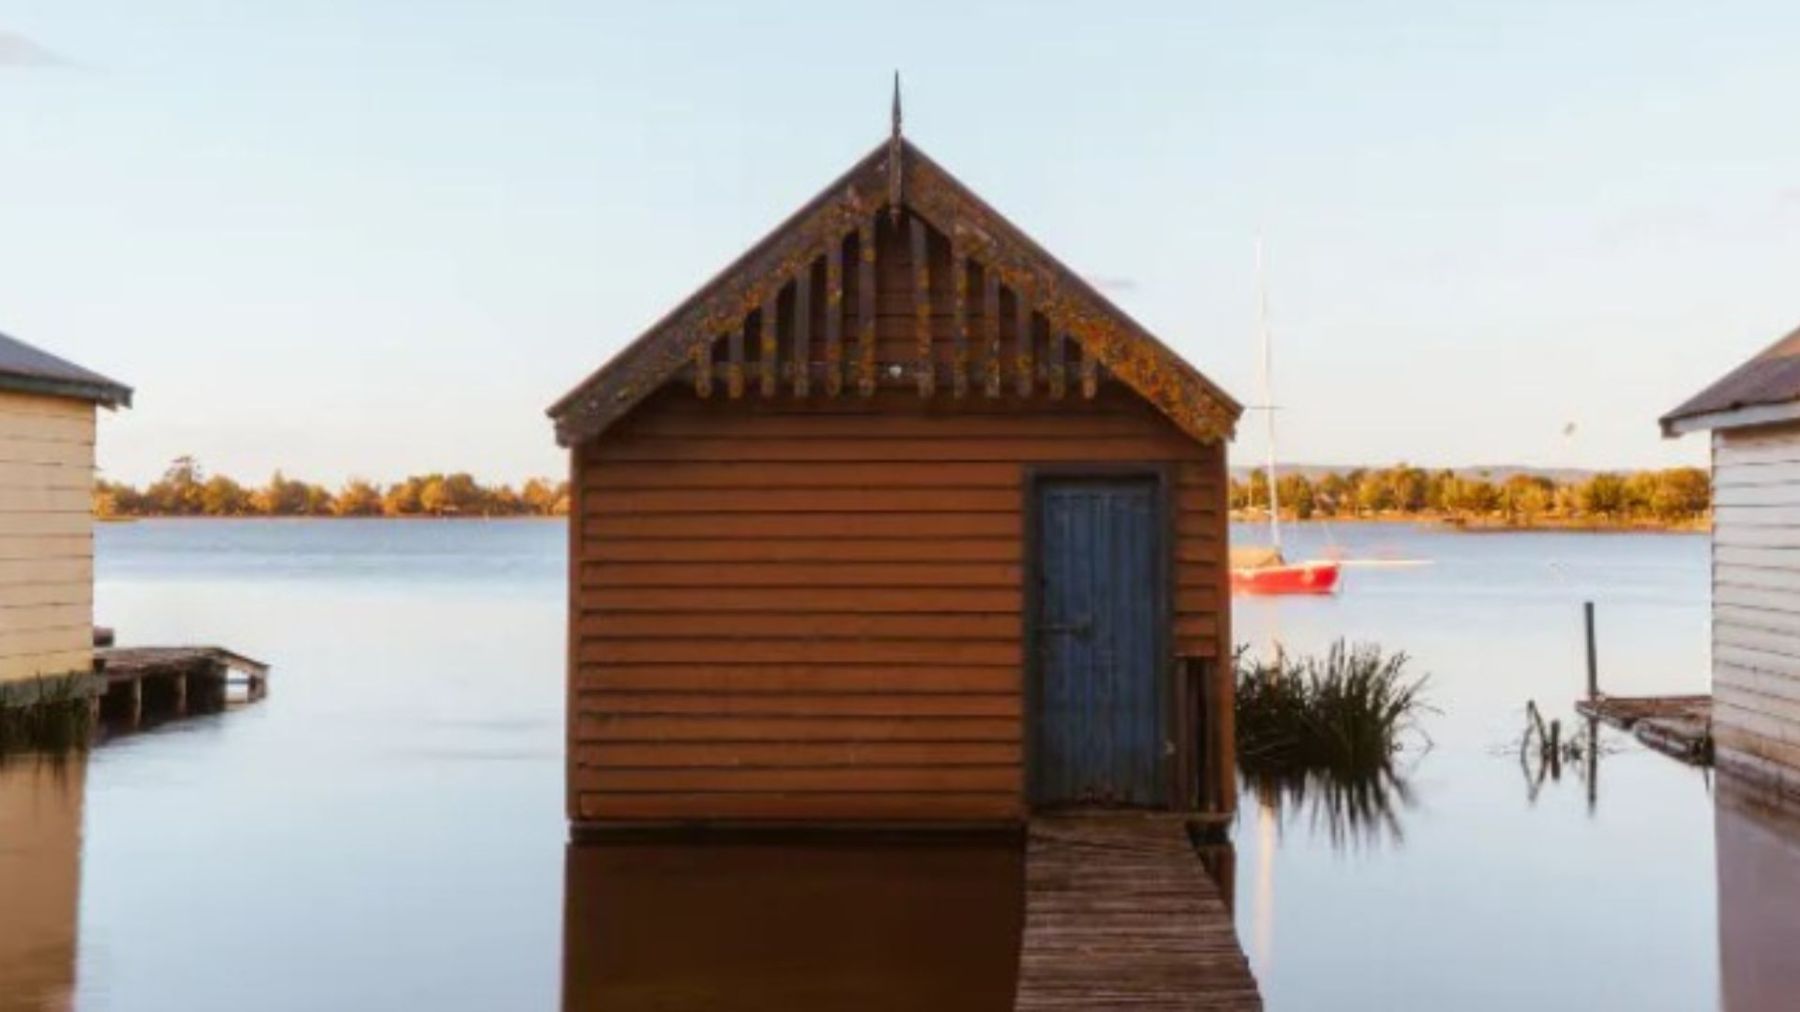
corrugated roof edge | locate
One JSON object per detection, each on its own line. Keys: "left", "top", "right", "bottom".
{"left": 0, "top": 330, "right": 132, "bottom": 409}
{"left": 1661, "top": 322, "right": 1800, "bottom": 437}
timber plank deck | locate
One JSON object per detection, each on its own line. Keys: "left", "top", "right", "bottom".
{"left": 1575, "top": 693, "right": 1712, "bottom": 765}
{"left": 1015, "top": 816, "right": 1261, "bottom": 1011}
{"left": 92, "top": 645, "right": 271, "bottom": 728}
{"left": 97, "top": 645, "right": 269, "bottom": 683}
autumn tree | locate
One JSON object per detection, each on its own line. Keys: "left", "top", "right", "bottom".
{"left": 1277, "top": 474, "right": 1315, "bottom": 519}
{"left": 334, "top": 479, "right": 383, "bottom": 516}
{"left": 1578, "top": 473, "right": 1630, "bottom": 517}
{"left": 1650, "top": 467, "right": 1709, "bottom": 521}
{"left": 199, "top": 475, "right": 249, "bottom": 516}
{"left": 144, "top": 456, "right": 206, "bottom": 515}
{"left": 520, "top": 478, "right": 560, "bottom": 516}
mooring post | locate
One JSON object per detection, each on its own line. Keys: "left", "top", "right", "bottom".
{"left": 1585, "top": 715, "right": 1599, "bottom": 813}
{"left": 1584, "top": 600, "right": 1598, "bottom": 700}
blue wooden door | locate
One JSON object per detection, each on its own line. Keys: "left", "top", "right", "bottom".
{"left": 1033, "top": 478, "right": 1164, "bottom": 807}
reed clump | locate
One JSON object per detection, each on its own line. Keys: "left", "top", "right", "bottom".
{"left": 1235, "top": 640, "right": 1429, "bottom": 776}
{"left": 0, "top": 675, "right": 93, "bottom": 755}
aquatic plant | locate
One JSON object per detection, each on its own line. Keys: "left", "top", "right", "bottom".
{"left": 1235, "top": 641, "right": 1430, "bottom": 847}
{"left": 0, "top": 674, "right": 92, "bottom": 755}
{"left": 1235, "top": 640, "right": 1430, "bottom": 774}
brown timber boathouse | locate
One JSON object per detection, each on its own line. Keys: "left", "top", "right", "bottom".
{"left": 549, "top": 103, "right": 1242, "bottom": 832}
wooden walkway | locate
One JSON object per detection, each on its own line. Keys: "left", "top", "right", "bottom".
{"left": 1015, "top": 816, "right": 1261, "bottom": 1011}
{"left": 94, "top": 646, "right": 270, "bottom": 726}
{"left": 1576, "top": 693, "right": 1712, "bottom": 765}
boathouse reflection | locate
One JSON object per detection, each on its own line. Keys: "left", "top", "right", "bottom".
{"left": 0, "top": 755, "right": 85, "bottom": 1012}
{"left": 1716, "top": 778, "right": 1800, "bottom": 1010}
{"left": 560, "top": 838, "right": 1024, "bottom": 1011}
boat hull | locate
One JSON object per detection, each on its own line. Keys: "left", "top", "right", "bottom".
{"left": 1230, "top": 561, "right": 1342, "bottom": 596}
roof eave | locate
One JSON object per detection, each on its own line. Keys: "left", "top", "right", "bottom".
{"left": 1662, "top": 399, "right": 1800, "bottom": 438}
{"left": 0, "top": 373, "right": 133, "bottom": 409}
{"left": 546, "top": 141, "right": 893, "bottom": 426}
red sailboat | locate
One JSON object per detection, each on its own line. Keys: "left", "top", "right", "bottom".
{"left": 1230, "top": 549, "right": 1342, "bottom": 595}
{"left": 1231, "top": 239, "right": 1343, "bottom": 597}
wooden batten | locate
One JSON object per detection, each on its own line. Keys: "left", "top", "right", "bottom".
{"left": 910, "top": 215, "right": 934, "bottom": 397}
{"left": 694, "top": 342, "right": 714, "bottom": 398}
{"left": 951, "top": 241, "right": 970, "bottom": 398}
{"left": 793, "top": 267, "right": 813, "bottom": 397}
{"left": 825, "top": 239, "right": 844, "bottom": 396}
{"left": 1047, "top": 331, "right": 1067, "bottom": 399}
{"left": 1015, "top": 295, "right": 1034, "bottom": 397}
{"left": 983, "top": 269, "right": 1002, "bottom": 398}
{"left": 759, "top": 294, "right": 778, "bottom": 398}
{"left": 727, "top": 325, "right": 746, "bottom": 399}
{"left": 857, "top": 219, "right": 877, "bottom": 396}
{"left": 1080, "top": 340, "right": 1099, "bottom": 399}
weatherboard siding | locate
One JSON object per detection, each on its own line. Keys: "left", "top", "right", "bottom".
{"left": 569, "top": 385, "right": 1225, "bottom": 824}
{"left": 1712, "top": 424, "right": 1800, "bottom": 788}
{"left": 0, "top": 391, "right": 94, "bottom": 685}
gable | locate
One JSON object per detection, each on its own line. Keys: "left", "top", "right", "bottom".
{"left": 547, "top": 138, "right": 1239, "bottom": 446}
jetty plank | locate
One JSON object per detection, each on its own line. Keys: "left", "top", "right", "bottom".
{"left": 1575, "top": 693, "right": 1712, "bottom": 764}
{"left": 1015, "top": 816, "right": 1261, "bottom": 1011}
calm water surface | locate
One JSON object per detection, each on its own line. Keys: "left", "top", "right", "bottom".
{"left": 0, "top": 518, "right": 1792, "bottom": 1010}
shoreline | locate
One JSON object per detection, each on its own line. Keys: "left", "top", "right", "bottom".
{"left": 1227, "top": 512, "right": 1709, "bottom": 535}
{"left": 96, "top": 514, "right": 569, "bottom": 522}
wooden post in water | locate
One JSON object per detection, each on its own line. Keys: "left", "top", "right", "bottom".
{"left": 1585, "top": 715, "right": 1599, "bottom": 813}
{"left": 1584, "top": 601, "right": 1599, "bottom": 700}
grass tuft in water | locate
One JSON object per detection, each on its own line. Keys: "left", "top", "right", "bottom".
{"left": 1235, "top": 640, "right": 1430, "bottom": 776}
{"left": 0, "top": 674, "right": 93, "bottom": 755}
{"left": 1236, "top": 641, "right": 1431, "bottom": 846}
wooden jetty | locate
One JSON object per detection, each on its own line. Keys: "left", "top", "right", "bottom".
{"left": 1015, "top": 816, "right": 1261, "bottom": 1011}
{"left": 1576, "top": 694, "right": 1712, "bottom": 765}
{"left": 94, "top": 646, "right": 269, "bottom": 727}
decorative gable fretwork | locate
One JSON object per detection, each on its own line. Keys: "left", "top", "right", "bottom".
{"left": 682, "top": 209, "right": 1095, "bottom": 410}
{"left": 549, "top": 140, "right": 1240, "bottom": 446}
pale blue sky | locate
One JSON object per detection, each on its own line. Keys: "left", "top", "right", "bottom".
{"left": 3, "top": 2, "right": 1796, "bottom": 485}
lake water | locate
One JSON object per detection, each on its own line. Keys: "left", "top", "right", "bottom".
{"left": 0, "top": 518, "right": 1793, "bottom": 1010}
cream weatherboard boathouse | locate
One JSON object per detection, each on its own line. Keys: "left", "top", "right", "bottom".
{"left": 0, "top": 332, "right": 130, "bottom": 691}
{"left": 1664, "top": 322, "right": 1800, "bottom": 796}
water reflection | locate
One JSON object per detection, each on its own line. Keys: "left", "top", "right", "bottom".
{"left": 1513, "top": 713, "right": 1607, "bottom": 808}
{"left": 561, "top": 838, "right": 1023, "bottom": 1011}
{"left": 0, "top": 755, "right": 85, "bottom": 1012}
{"left": 1715, "top": 779, "right": 1800, "bottom": 1011}
{"left": 1243, "top": 760, "right": 1418, "bottom": 851}
{"left": 1191, "top": 835, "right": 1239, "bottom": 916}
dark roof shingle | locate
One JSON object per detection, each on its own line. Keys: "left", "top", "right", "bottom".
{"left": 0, "top": 331, "right": 131, "bottom": 408}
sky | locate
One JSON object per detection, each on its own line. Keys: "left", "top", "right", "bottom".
{"left": 3, "top": 2, "right": 1798, "bottom": 486}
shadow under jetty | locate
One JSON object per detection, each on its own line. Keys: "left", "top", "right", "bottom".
{"left": 561, "top": 837, "right": 1023, "bottom": 1012}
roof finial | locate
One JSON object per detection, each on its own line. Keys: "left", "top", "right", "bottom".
{"left": 887, "top": 71, "right": 903, "bottom": 222}
{"left": 891, "top": 70, "right": 903, "bottom": 139}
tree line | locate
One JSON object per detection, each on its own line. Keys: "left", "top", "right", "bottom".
{"left": 1229, "top": 465, "right": 1710, "bottom": 526}
{"left": 95, "top": 457, "right": 570, "bottom": 518}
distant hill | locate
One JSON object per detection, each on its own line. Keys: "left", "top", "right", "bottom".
{"left": 1226, "top": 464, "right": 1605, "bottom": 483}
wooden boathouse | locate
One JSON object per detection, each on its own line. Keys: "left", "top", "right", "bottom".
{"left": 0, "top": 332, "right": 129, "bottom": 694}
{"left": 550, "top": 108, "right": 1242, "bottom": 831}
{"left": 1664, "top": 322, "right": 1800, "bottom": 798}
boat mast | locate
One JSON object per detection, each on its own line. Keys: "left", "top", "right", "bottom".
{"left": 1256, "top": 237, "right": 1281, "bottom": 552}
